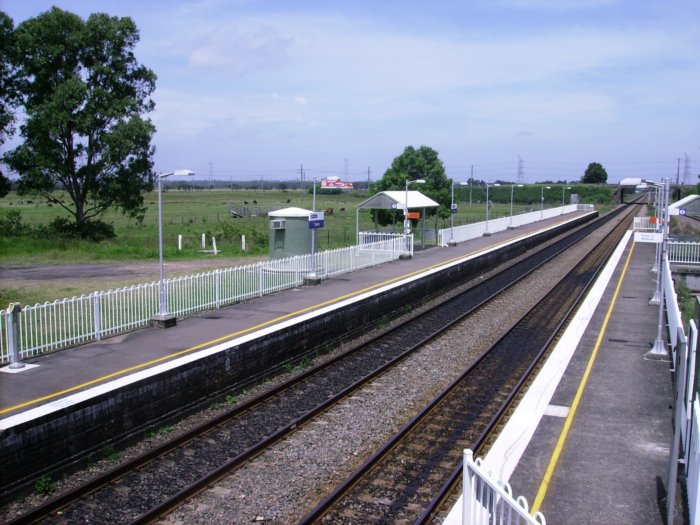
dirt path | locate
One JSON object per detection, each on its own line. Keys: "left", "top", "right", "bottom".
{"left": 0, "top": 257, "right": 267, "bottom": 305}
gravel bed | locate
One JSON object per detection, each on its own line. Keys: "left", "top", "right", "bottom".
{"left": 160, "top": 221, "right": 616, "bottom": 524}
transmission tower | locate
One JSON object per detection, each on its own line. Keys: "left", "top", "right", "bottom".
{"left": 683, "top": 153, "right": 691, "bottom": 187}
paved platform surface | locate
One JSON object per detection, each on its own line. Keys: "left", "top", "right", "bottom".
{"left": 0, "top": 212, "right": 586, "bottom": 418}
{"left": 502, "top": 236, "right": 676, "bottom": 523}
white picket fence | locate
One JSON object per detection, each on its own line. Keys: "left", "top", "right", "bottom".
{"left": 0, "top": 233, "right": 410, "bottom": 364}
{"left": 438, "top": 204, "right": 593, "bottom": 246}
{"left": 659, "top": 254, "right": 700, "bottom": 525}
{"left": 462, "top": 449, "right": 546, "bottom": 525}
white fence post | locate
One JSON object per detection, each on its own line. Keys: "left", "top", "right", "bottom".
{"left": 463, "top": 449, "right": 474, "bottom": 524}
{"left": 215, "top": 270, "right": 221, "bottom": 309}
{"left": 93, "top": 293, "right": 101, "bottom": 341}
{"left": 6, "top": 303, "right": 24, "bottom": 369}
{"left": 258, "top": 262, "right": 264, "bottom": 297}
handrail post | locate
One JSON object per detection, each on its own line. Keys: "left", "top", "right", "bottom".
{"left": 93, "top": 293, "right": 102, "bottom": 341}
{"left": 215, "top": 269, "right": 221, "bottom": 309}
{"left": 6, "top": 303, "right": 25, "bottom": 369}
{"left": 463, "top": 449, "right": 474, "bottom": 525}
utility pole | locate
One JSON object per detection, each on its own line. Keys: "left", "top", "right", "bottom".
{"left": 209, "top": 161, "right": 213, "bottom": 190}
{"left": 299, "top": 164, "right": 305, "bottom": 201}
{"left": 469, "top": 165, "right": 473, "bottom": 206}
{"left": 517, "top": 155, "right": 524, "bottom": 184}
{"left": 367, "top": 166, "right": 371, "bottom": 191}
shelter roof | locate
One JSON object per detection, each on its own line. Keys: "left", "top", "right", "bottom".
{"left": 357, "top": 191, "right": 439, "bottom": 210}
{"left": 268, "top": 207, "right": 311, "bottom": 217}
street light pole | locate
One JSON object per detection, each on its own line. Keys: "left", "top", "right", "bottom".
{"left": 561, "top": 186, "right": 571, "bottom": 214}
{"left": 509, "top": 184, "right": 523, "bottom": 229}
{"left": 540, "top": 186, "right": 551, "bottom": 220}
{"left": 449, "top": 181, "right": 468, "bottom": 246}
{"left": 484, "top": 183, "right": 500, "bottom": 236}
{"left": 152, "top": 169, "right": 195, "bottom": 328}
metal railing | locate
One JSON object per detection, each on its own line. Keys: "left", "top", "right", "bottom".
{"left": 668, "top": 241, "right": 700, "bottom": 266}
{"left": 438, "top": 204, "right": 592, "bottom": 247}
{"left": 0, "top": 234, "right": 411, "bottom": 363}
{"left": 633, "top": 216, "right": 657, "bottom": 232}
{"left": 463, "top": 449, "right": 546, "bottom": 525}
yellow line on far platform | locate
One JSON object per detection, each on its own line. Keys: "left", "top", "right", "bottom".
{"left": 531, "top": 240, "right": 636, "bottom": 514}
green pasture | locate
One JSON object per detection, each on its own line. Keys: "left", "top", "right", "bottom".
{"left": 0, "top": 183, "right": 613, "bottom": 308}
{"left": 0, "top": 184, "right": 612, "bottom": 266}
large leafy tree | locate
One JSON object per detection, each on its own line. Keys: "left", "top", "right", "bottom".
{"left": 372, "top": 145, "right": 451, "bottom": 225}
{"left": 4, "top": 7, "right": 156, "bottom": 227}
{"left": 582, "top": 162, "right": 608, "bottom": 184}
{"left": 0, "top": 11, "right": 16, "bottom": 197}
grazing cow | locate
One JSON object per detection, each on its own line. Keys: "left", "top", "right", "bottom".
{"left": 286, "top": 199, "right": 291, "bottom": 203}
{"left": 340, "top": 207, "right": 346, "bottom": 212}
{"left": 244, "top": 200, "right": 249, "bottom": 205}
{"left": 253, "top": 200, "right": 258, "bottom": 204}
{"left": 325, "top": 207, "right": 333, "bottom": 215}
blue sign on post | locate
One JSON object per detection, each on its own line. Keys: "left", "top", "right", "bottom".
{"left": 308, "top": 211, "right": 325, "bottom": 229}
{"left": 451, "top": 204, "right": 458, "bottom": 214}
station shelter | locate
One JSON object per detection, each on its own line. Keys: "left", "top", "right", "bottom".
{"left": 355, "top": 191, "right": 440, "bottom": 249}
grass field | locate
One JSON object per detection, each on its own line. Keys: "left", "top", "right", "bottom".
{"left": 0, "top": 185, "right": 579, "bottom": 264}
{"left": 0, "top": 184, "right": 612, "bottom": 307}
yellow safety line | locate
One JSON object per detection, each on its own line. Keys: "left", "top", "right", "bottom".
{"left": 531, "top": 240, "right": 636, "bottom": 514}
{"left": 0, "top": 219, "right": 572, "bottom": 417}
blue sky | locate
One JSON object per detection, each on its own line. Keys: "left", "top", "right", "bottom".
{"left": 2, "top": 0, "right": 699, "bottom": 184}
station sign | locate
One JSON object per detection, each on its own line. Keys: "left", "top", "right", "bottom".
{"left": 407, "top": 211, "right": 421, "bottom": 220}
{"left": 634, "top": 231, "right": 663, "bottom": 243}
{"left": 451, "top": 204, "right": 458, "bottom": 214}
{"left": 308, "top": 211, "right": 325, "bottom": 229}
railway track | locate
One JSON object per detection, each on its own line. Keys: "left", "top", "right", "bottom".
{"left": 299, "top": 205, "right": 638, "bottom": 524}
{"left": 5, "top": 204, "right": 639, "bottom": 525}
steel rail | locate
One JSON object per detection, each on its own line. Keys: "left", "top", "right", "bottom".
{"left": 6, "top": 207, "right": 629, "bottom": 525}
{"left": 297, "top": 204, "right": 639, "bottom": 524}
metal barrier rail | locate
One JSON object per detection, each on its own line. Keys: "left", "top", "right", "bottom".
{"left": 437, "top": 204, "right": 590, "bottom": 247}
{"left": 668, "top": 241, "right": 700, "bottom": 266}
{"left": 463, "top": 449, "right": 546, "bottom": 525}
{"left": 633, "top": 216, "right": 657, "bottom": 232}
{"left": 0, "top": 235, "right": 411, "bottom": 363}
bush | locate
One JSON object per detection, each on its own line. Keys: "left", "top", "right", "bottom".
{"left": 0, "top": 209, "right": 31, "bottom": 236}
{"left": 2, "top": 213, "right": 116, "bottom": 242}
{"left": 43, "top": 218, "right": 116, "bottom": 241}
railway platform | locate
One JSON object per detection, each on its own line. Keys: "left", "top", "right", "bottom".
{"left": 444, "top": 232, "right": 679, "bottom": 523}
{"left": 0, "top": 211, "right": 589, "bottom": 420}
{"left": 1, "top": 207, "right": 679, "bottom": 524}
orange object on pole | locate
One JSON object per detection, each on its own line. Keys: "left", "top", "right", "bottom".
{"left": 407, "top": 211, "right": 420, "bottom": 219}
